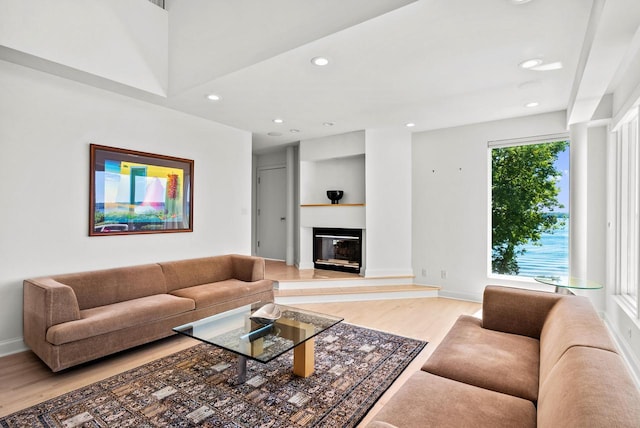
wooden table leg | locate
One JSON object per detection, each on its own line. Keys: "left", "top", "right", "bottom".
{"left": 293, "top": 338, "right": 315, "bottom": 377}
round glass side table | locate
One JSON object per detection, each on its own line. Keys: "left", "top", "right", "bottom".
{"left": 534, "top": 276, "right": 603, "bottom": 295}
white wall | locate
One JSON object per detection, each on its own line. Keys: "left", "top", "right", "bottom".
{"left": 299, "top": 131, "right": 366, "bottom": 205}
{"left": 298, "top": 131, "right": 365, "bottom": 161}
{"left": 298, "top": 132, "right": 367, "bottom": 270}
{"left": 0, "top": 0, "right": 168, "bottom": 96}
{"left": 412, "top": 111, "right": 575, "bottom": 300}
{"left": 582, "top": 126, "right": 608, "bottom": 311}
{"left": 611, "top": 40, "right": 640, "bottom": 126}
{"left": 300, "top": 156, "right": 365, "bottom": 205}
{"left": 296, "top": 129, "right": 412, "bottom": 277}
{"left": 0, "top": 60, "right": 252, "bottom": 355}
{"left": 365, "top": 129, "right": 413, "bottom": 277}
{"left": 255, "top": 150, "right": 287, "bottom": 169}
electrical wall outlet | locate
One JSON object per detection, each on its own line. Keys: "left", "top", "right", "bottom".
{"left": 440, "top": 270, "right": 447, "bottom": 279}
{"left": 421, "top": 268, "right": 427, "bottom": 277}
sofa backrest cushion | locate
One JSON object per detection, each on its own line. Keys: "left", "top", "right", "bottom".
{"left": 160, "top": 255, "right": 234, "bottom": 292}
{"left": 52, "top": 264, "right": 167, "bottom": 310}
{"left": 539, "top": 295, "right": 617, "bottom": 384}
{"left": 538, "top": 346, "right": 640, "bottom": 427}
{"left": 482, "top": 286, "right": 561, "bottom": 339}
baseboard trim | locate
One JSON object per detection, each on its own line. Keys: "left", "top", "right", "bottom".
{"left": 364, "top": 268, "right": 414, "bottom": 278}
{"left": 437, "top": 289, "right": 483, "bottom": 303}
{"left": 0, "top": 336, "right": 27, "bottom": 357}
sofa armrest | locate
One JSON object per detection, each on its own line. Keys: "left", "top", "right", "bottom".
{"left": 230, "top": 255, "right": 266, "bottom": 282}
{"left": 482, "top": 285, "right": 562, "bottom": 339}
{"left": 24, "top": 278, "right": 81, "bottom": 331}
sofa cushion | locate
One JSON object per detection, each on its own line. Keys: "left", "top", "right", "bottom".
{"left": 482, "top": 285, "right": 561, "bottom": 339}
{"left": 539, "top": 296, "right": 617, "bottom": 384}
{"left": 368, "top": 370, "right": 536, "bottom": 428}
{"left": 46, "top": 294, "right": 195, "bottom": 345}
{"left": 169, "top": 279, "right": 273, "bottom": 309}
{"left": 538, "top": 346, "right": 640, "bottom": 427}
{"left": 52, "top": 264, "right": 167, "bottom": 310}
{"left": 422, "top": 315, "right": 540, "bottom": 402}
{"left": 160, "top": 256, "right": 234, "bottom": 292}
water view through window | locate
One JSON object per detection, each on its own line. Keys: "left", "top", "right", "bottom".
{"left": 491, "top": 140, "right": 569, "bottom": 278}
{"left": 516, "top": 219, "right": 569, "bottom": 277}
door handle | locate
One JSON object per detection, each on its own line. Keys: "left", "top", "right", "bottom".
{"left": 280, "top": 217, "right": 286, "bottom": 221}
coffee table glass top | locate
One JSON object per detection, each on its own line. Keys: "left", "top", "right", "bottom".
{"left": 534, "top": 276, "right": 603, "bottom": 290}
{"left": 173, "top": 303, "right": 343, "bottom": 363}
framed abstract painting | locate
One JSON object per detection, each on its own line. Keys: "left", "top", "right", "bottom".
{"left": 89, "top": 144, "right": 194, "bottom": 236}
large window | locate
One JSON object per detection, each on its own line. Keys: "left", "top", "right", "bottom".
{"left": 613, "top": 107, "right": 640, "bottom": 313}
{"left": 490, "top": 137, "right": 570, "bottom": 278}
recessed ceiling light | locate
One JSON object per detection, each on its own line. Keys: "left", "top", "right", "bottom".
{"left": 206, "top": 93, "right": 221, "bottom": 101}
{"left": 273, "top": 118, "right": 284, "bottom": 124}
{"left": 311, "top": 56, "right": 329, "bottom": 66}
{"left": 519, "top": 58, "right": 543, "bottom": 69}
{"left": 525, "top": 102, "right": 539, "bottom": 108}
{"left": 531, "top": 61, "right": 563, "bottom": 71}
{"left": 267, "top": 132, "right": 282, "bottom": 137}
{"left": 406, "top": 123, "right": 416, "bottom": 128}
{"left": 510, "top": 0, "right": 533, "bottom": 4}
{"left": 323, "top": 122, "right": 335, "bottom": 127}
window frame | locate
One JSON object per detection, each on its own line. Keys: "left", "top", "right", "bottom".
{"left": 487, "top": 133, "right": 571, "bottom": 280}
{"left": 612, "top": 107, "right": 640, "bottom": 315}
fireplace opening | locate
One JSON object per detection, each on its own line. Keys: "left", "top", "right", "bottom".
{"left": 313, "top": 228, "right": 362, "bottom": 274}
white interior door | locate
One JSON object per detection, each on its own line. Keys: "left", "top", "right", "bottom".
{"left": 257, "top": 167, "right": 287, "bottom": 260}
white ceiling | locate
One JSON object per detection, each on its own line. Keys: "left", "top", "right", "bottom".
{"left": 5, "top": 0, "right": 640, "bottom": 153}
{"left": 164, "top": 0, "right": 597, "bottom": 152}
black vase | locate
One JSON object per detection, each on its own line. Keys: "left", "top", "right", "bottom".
{"left": 327, "top": 190, "right": 344, "bottom": 204}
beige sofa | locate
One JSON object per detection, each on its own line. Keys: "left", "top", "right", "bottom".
{"left": 23, "top": 254, "right": 274, "bottom": 372}
{"left": 368, "top": 285, "right": 640, "bottom": 427}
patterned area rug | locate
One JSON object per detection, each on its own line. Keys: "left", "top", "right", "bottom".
{"left": 1, "top": 323, "right": 426, "bottom": 427}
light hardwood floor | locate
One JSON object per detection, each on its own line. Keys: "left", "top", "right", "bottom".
{"left": 0, "top": 297, "right": 481, "bottom": 425}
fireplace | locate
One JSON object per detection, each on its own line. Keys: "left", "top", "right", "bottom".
{"left": 313, "top": 228, "right": 362, "bottom": 274}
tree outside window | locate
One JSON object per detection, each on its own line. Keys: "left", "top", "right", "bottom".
{"left": 491, "top": 140, "right": 570, "bottom": 277}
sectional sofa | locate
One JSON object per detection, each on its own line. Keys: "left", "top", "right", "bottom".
{"left": 23, "top": 254, "right": 274, "bottom": 372}
{"left": 368, "top": 285, "right": 640, "bottom": 427}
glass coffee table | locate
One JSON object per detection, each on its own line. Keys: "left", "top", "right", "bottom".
{"left": 173, "top": 303, "right": 343, "bottom": 383}
{"left": 534, "top": 276, "right": 603, "bottom": 295}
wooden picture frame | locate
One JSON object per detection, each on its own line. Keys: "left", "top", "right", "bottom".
{"left": 89, "top": 144, "right": 193, "bottom": 236}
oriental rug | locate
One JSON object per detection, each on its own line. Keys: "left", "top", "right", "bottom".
{"left": 0, "top": 323, "right": 426, "bottom": 427}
